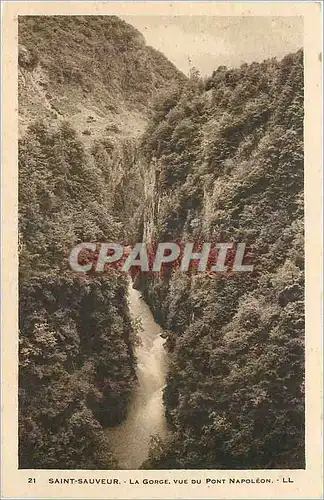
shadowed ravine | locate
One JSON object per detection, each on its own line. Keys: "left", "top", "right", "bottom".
{"left": 105, "top": 284, "right": 168, "bottom": 469}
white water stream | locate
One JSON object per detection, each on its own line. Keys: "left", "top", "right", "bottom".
{"left": 105, "top": 284, "right": 168, "bottom": 469}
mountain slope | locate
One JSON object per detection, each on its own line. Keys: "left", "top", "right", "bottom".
{"left": 18, "top": 15, "right": 185, "bottom": 139}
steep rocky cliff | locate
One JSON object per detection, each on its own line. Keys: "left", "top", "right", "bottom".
{"left": 18, "top": 15, "right": 185, "bottom": 469}
{"left": 139, "top": 51, "right": 304, "bottom": 469}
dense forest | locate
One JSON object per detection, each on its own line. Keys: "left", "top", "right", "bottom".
{"left": 18, "top": 122, "right": 139, "bottom": 468}
{"left": 139, "top": 50, "right": 304, "bottom": 469}
{"left": 19, "top": 15, "right": 304, "bottom": 470}
{"left": 18, "top": 16, "right": 183, "bottom": 469}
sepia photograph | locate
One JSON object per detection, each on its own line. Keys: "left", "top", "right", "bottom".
{"left": 1, "top": 2, "right": 323, "bottom": 499}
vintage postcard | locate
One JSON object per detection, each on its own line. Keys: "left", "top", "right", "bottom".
{"left": 1, "top": 1, "right": 323, "bottom": 499}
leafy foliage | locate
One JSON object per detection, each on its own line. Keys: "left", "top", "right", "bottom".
{"left": 140, "top": 52, "right": 304, "bottom": 469}
{"left": 18, "top": 15, "right": 186, "bottom": 470}
{"left": 18, "top": 16, "right": 304, "bottom": 470}
{"left": 18, "top": 16, "right": 185, "bottom": 126}
{"left": 19, "top": 122, "right": 137, "bottom": 468}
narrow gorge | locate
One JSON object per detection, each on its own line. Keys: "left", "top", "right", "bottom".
{"left": 18, "top": 15, "right": 304, "bottom": 471}
{"left": 106, "top": 283, "right": 168, "bottom": 469}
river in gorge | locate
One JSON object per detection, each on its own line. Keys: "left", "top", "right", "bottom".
{"left": 105, "top": 283, "right": 168, "bottom": 469}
